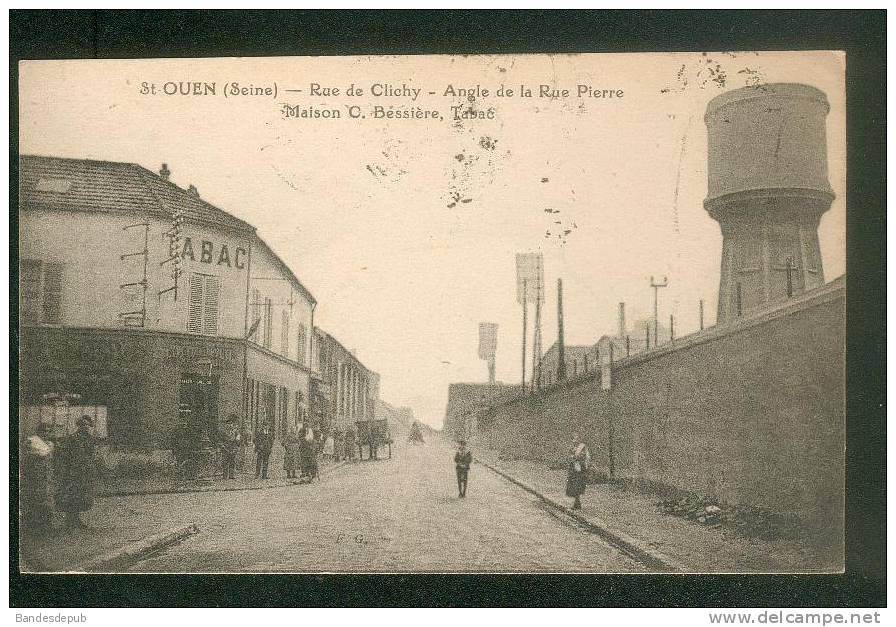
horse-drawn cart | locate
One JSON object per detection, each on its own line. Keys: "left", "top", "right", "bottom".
{"left": 355, "top": 418, "right": 392, "bottom": 460}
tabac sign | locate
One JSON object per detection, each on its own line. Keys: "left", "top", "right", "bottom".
{"left": 180, "top": 237, "right": 247, "bottom": 270}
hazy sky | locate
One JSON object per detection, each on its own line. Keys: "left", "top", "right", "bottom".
{"left": 20, "top": 52, "right": 845, "bottom": 427}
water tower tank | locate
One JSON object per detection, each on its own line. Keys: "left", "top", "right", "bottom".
{"left": 703, "top": 84, "right": 835, "bottom": 323}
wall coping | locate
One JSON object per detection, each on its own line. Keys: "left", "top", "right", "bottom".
{"left": 609, "top": 274, "right": 844, "bottom": 372}
{"left": 483, "top": 276, "right": 845, "bottom": 414}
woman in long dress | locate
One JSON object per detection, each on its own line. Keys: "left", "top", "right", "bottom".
{"left": 299, "top": 426, "right": 318, "bottom": 482}
{"left": 565, "top": 432, "right": 591, "bottom": 510}
{"left": 283, "top": 429, "right": 301, "bottom": 479}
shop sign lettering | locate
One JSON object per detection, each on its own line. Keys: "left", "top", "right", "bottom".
{"left": 181, "top": 238, "right": 246, "bottom": 269}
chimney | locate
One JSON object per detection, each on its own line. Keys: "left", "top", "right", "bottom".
{"left": 159, "top": 163, "right": 171, "bottom": 181}
{"left": 617, "top": 302, "right": 626, "bottom": 339}
{"left": 187, "top": 184, "right": 199, "bottom": 198}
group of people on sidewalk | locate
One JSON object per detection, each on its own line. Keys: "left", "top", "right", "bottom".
{"left": 452, "top": 432, "right": 592, "bottom": 510}
{"left": 21, "top": 415, "right": 97, "bottom": 533}
{"left": 219, "top": 414, "right": 363, "bottom": 483}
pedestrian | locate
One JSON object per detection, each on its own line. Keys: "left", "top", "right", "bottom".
{"left": 254, "top": 423, "right": 274, "bottom": 479}
{"left": 454, "top": 440, "right": 472, "bottom": 498}
{"left": 238, "top": 424, "right": 252, "bottom": 471}
{"left": 283, "top": 429, "right": 301, "bottom": 479}
{"left": 344, "top": 426, "right": 356, "bottom": 463}
{"left": 299, "top": 425, "right": 318, "bottom": 482}
{"left": 322, "top": 431, "right": 335, "bottom": 462}
{"left": 332, "top": 428, "right": 344, "bottom": 463}
{"left": 172, "top": 419, "right": 201, "bottom": 480}
{"left": 21, "top": 423, "right": 55, "bottom": 533}
{"left": 219, "top": 414, "right": 241, "bottom": 480}
{"left": 55, "top": 415, "right": 96, "bottom": 529}
{"left": 565, "top": 432, "right": 591, "bottom": 510}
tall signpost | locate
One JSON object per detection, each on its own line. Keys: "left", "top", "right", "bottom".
{"left": 516, "top": 252, "right": 544, "bottom": 394}
{"left": 478, "top": 323, "right": 498, "bottom": 384}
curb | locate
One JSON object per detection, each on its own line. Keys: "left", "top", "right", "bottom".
{"left": 72, "top": 523, "right": 200, "bottom": 572}
{"left": 98, "top": 461, "right": 349, "bottom": 497}
{"left": 477, "top": 460, "right": 689, "bottom": 573}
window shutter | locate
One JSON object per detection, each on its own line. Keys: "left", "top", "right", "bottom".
{"left": 297, "top": 324, "right": 307, "bottom": 366}
{"left": 42, "top": 262, "right": 63, "bottom": 324}
{"left": 203, "top": 275, "right": 219, "bottom": 335}
{"left": 188, "top": 274, "right": 203, "bottom": 334}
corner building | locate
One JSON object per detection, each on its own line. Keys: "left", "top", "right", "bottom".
{"left": 19, "top": 155, "right": 316, "bottom": 466}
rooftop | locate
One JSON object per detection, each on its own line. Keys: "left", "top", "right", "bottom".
{"left": 19, "top": 154, "right": 255, "bottom": 234}
{"left": 20, "top": 154, "right": 316, "bottom": 305}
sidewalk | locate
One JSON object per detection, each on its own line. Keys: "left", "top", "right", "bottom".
{"left": 98, "top": 460, "right": 347, "bottom": 496}
{"left": 475, "top": 448, "right": 840, "bottom": 573}
{"left": 21, "top": 460, "right": 352, "bottom": 572}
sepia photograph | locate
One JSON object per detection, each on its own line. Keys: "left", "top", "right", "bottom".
{"left": 15, "top": 46, "right": 850, "bottom": 578}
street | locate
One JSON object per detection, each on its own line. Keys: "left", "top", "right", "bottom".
{"left": 126, "top": 437, "right": 647, "bottom": 573}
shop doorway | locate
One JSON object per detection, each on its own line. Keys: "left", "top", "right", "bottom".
{"left": 178, "top": 373, "right": 220, "bottom": 446}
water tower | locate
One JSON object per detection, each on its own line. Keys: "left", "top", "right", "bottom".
{"left": 704, "top": 83, "right": 834, "bottom": 323}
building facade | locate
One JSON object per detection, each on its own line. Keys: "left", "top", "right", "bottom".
{"left": 313, "top": 328, "right": 379, "bottom": 436}
{"left": 19, "top": 155, "right": 316, "bottom": 465}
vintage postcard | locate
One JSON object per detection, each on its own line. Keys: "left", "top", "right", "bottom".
{"left": 17, "top": 51, "right": 845, "bottom": 574}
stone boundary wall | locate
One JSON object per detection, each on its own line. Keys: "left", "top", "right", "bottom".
{"left": 477, "top": 278, "right": 845, "bottom": 533}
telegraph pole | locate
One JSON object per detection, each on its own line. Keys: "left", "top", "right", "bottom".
{"left": 521, "top": 279, "right": 528, "bottom": 392}
{"left": 531, "top": 280, "right": 542, "bottom": 393}
{"left": 650, "top": 275, "right": 668, "bottom": 346}
{"left": 557, "top": 278, "right": 566, "bottom": 382}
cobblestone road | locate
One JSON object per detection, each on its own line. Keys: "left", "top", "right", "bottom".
{"left": 129, "top": 439, "right": 646, "bottom": 573}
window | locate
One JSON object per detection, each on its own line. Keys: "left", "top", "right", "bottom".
{"left": 187, "top": 273, "right": 220, "bottom": 335}
{"left": 280, "top": 310, "right": 290, "bottom": 356}
{"left": 34, "top": 178, "right": 73, "bottom": 193}
{"left": 297, "top": 323, "right": 307, "bottom": 366}
{"left": 20, "top": 260, "right": 63, "bottom": 325}
{"left": 263, "top": 298, "right": 272, "bottom": 349}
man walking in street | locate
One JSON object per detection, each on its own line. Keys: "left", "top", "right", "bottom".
{"left": 254, "top": 423, "right": 274, "bottom": 479}
{"left": 219, "top": 414, "right": 241, "bottom": 480}
{"left": 55, "top": 415, "right": 97, "bottom": 529}
{"left": 565, "top": 432, "right": 591, "bottom": 510}
{"left": 454, "top": 440, "right": 472, "bottom": 498}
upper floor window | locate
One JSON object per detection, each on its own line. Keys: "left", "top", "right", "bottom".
{"left": 187, "top": 273, "right": 219, "bottom": 335}
{"left": 280, "top": 310, "right": 290, "bottom": 356}
{"left": 20, "top": 259, "right": 63, "bottom": 325}
{"left": 297, "top": 323, "right": 307, "bottom": 367}
{"left": 263, "top": 297, "right": 272, "bottom": 349}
